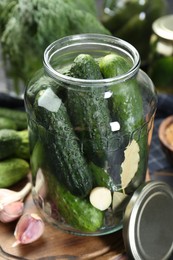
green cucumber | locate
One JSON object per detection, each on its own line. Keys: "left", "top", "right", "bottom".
{"left": 46, "top": 172, "right": 104, "bottom": 232}
{"left": 89, "top": 162, "right": 116, "bottom": 192}
{"left": 67, "top": 54, "right": 113, "bottom": 165}
{"left": 67, "top": 53, "right": 103, "bottom": 129}
{"left": 0, "top": 107, "right": 27, "bottom": 130}
{"left": 99, "top": 53, "right": 144, "bottom": 131}
{"left": 33, "top": 87, "right": 93, "bottom": 197}
{"left": 32, "top": 140, "right": 103, "bottom": 232}
{"left": 0, "top": 129, "right": 21, "bottom": 160}
{"left": 0, "top": 158, "right": 30, "bottom": 188}
{"left": 0, "top": 117, "right": 17, "bottom": 130}
{"left": 70, "top": 54, "right": 103, "bottom": 79}
{"left": 0, "top": 129, "right": 30, "bottom": 161}
{"left": 30, "top": 140, "right": 45, "bottom": 179}
{"left": 53, "top": 179, "right": 104, "bottom": 232}
{"left": 99, "top": 53, "right": 148, "bottom": 191}
{"left": 14, "top": 130, "right": 30, "bottom": 160}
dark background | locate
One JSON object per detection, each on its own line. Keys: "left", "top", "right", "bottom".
{"left": 97, "top": 0, "right": 173, "bottom": 16}
{"left": 167, "top": 0, "right": 173, "bottom": 12}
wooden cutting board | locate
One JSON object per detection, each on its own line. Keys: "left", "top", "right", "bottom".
{"left": 0, "top": 177, "right": 127, "bottom": 260}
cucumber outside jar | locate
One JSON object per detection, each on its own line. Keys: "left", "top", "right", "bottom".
{"left": 148, "top": 15, "right": 173, "bottom": 94}
{"left": 24, "top": 34, "right": 157, "bottom": 236}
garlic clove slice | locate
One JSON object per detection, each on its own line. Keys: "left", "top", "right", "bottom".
{"left": 13, "top": 213, "right": 45, "bottom": 246}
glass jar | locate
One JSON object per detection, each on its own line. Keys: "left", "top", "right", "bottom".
{"left": 25, "top": 34, "right": 157, "bottom": 236}
{"left": 148, "top": 15, "right": 173, "bottom": 94}
{"left": 101, "top": 0, "right": 167, "bottom": 68}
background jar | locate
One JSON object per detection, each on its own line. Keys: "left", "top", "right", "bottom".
{"left": 25, "top": 34, "right": 157, "bottom": 236}
{"left": 148, "top": 15, "right": 173, "bottom": 94}
{"left": 101, "top": 0, "right": 167, "bottom": 68}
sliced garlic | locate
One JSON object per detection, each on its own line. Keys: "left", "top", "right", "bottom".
{"left": 12, "top": 213, "right": 45, "bottom": 247}
{"left": 89, "top": 187, "right": 112, "bottom": 211}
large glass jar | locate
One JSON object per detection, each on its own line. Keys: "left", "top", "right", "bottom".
{"left": 101, "top": 0, "right": 167, "bottom": 68}
{"left": 25, "top": 34, "right": 157, "bottom": 236}
{"left": 148, "top": 15, "right": 173, "bottom": 94}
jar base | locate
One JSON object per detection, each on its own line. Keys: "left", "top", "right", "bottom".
{"left": 32, "top": 191, "right": 123, "bottom": 237}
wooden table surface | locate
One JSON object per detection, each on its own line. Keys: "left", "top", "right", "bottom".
{"left": 0, "top": 176, "right": 129, "bottom": 260}
{"left": 0, "top": 172, "right": 151, "bottom": 260}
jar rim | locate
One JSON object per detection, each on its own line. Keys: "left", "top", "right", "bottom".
{"left": 152, "top": 15, "right": 173, "bottom": 41}
{"left": 43, "top": 33, "right": 141, "bottom": 87}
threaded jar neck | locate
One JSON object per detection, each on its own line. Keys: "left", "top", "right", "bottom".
{"left": 43, "top": 34, "right": 140, "bottom": 87}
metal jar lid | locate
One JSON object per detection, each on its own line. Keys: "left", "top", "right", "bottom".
{"left": 123, "top": 181, "right": 173, "bottom": 260}
{"left": 152, "top": 15, "right": 173, "bottom": 41}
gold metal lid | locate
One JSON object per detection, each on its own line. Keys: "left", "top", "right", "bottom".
{"left": 152, "top": 15, "right": 173, "bottom": 41}
{"left": 123, "top": 181, "right": 173, "bottom": 260}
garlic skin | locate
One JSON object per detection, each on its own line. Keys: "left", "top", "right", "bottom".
{"left": 0, "top": 201, "right": 24, "bottom": 223}
{"left": 0, "top": 183, "right": 32, "bottom": 223}
{"left": 13, "top": 213, "right": 45, "bottom": 246}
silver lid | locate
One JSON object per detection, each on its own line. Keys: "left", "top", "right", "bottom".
{"left": 152, "top": 15, "right": 173, "bottom": 41}
{"left": 123, "top": 181, "right": 173, "bottom": 260}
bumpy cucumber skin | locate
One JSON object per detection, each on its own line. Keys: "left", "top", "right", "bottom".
{"left": 68, "top": 54, "right": 113, "bottom": 165}
{"left": 0, "top": 108, "right": 27, "bottom": 130}
{"left": 45, "top": 171, "right": 104, "bottom": 232}
{"left": 99, "top": 53, "right": 144, "bottom": 131}
{"left": 0, "top": 129, "right": 21, "bottom": 160}
{"left": 67, "top": 53, "right": 103, "bottom": 129}
{"left": 54, "top": 181, "right": 104, "bottom": 232}
{"left": 69, "top": 89, "right": 113, "bottom": 165}
{"left": 99, "top": 54, "right": 131, "bottom": 78}
{"left": 109, "top": 79, "right": 145, "bottom": 132}
{"left": 34, "top": 89, "right": 93, "bottom": 198}
{"left": 31, "top": 140, "right": 103, "bottom": 232}
{"left": 99, "top": 53, "right": 148, "bottom": 191}
{"left": 30, "top": 124, "right": 108, "bottom": 234}
{"left": 70, "top": 54, "right": 103, "bottom": 80}
{"left": 0, "top": 158, "right": 29, "bottom": 188}
{"left": 14, "top": 130, "right": 30, "bottom": 160}
{"left": 89, "top": 162, "right": 117, "bottom": 192}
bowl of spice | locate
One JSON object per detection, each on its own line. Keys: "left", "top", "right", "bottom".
{"left": 159, "top": 115, "right": 173, "bottom": 164}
